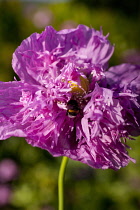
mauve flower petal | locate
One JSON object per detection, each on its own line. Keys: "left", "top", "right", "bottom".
{"left": 26, "top": 107, "right": 77, "bottom": 156}
{"left": 0, "top": 81, "right": 39, "bottom": 139}
{"left": 105, "top": 63, "right": 140, "bottom": 94}
{"left": 105, "top": 64, "right": 140, "bottom": 136}
{"left": 12, "top": 25, "right": 114, "bottom": 85}
{"left": 79, "top": 85, "right": 136, "bottom": 169}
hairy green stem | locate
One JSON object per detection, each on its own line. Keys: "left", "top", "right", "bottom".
{"left": 58, "top": 156, "right": 69, "bottom": 210}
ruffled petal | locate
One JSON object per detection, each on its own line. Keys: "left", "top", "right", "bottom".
{"left": 0, "top": 81, "right": 34, "bottom": 139}
{"left": 77, "top": 84, "right": 136, "bottom": 170}
{"left": 26, "top": 110, "right": 78, "bottom": 157}
{"left": 105, "top": 63, "right": 140, "bottom": 94}
{"left": 12, "top": 25, "right": 114, "bottom": 85}
{"left": 105, "top": 64, "right": 140, "bottom": 136}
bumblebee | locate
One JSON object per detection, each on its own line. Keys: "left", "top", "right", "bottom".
{"left": 67, "top": 99, "right": 80, "bottom": 118}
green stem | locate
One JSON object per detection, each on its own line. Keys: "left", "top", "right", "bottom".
{"left": 58, "top": 156, "right": 69, "bottom": 210}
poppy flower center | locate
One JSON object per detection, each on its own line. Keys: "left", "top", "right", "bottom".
{"left": 69, "top": 75, "right": 89, "bottom": 96}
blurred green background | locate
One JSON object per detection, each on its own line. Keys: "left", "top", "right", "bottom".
{"left": 0, "top": 0, "right": 140, "bottom": 209}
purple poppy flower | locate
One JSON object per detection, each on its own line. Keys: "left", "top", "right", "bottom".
{"left": 0, "top": 25, "right": 139, "bottom": 170}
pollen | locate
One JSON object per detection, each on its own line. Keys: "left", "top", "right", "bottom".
{"left": 69, "top": 75, "right": 89, "bottom": 95}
